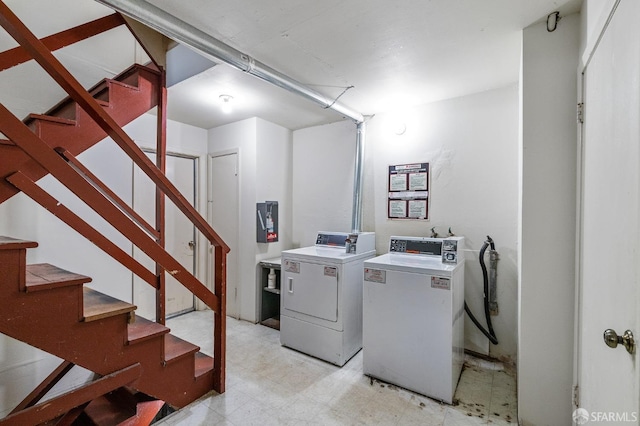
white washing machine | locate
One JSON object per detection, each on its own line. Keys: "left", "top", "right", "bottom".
{"left": 362, "top": 236, "right": 465, "bottom": 403}
{"left": 281, "top": 231, "right": 375, "bottom": 366}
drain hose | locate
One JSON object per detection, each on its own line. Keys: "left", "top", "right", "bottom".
{"left": 464, "top": 236, "right": 499, "bottom": 345}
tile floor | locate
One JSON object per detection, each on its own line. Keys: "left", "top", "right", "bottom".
{"left": 155, "top": 311, "right": 517, "bottom": 425}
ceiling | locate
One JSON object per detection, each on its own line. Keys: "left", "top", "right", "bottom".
{"left": 1, "top": 0, "right": 582, "bottom": 131}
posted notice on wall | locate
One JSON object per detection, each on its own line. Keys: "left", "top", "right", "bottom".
{"left": 387, "top": 162, "right": 429, "bottom": 220}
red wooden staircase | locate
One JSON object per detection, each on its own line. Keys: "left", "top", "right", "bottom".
{"left": 0, "top": 237, "right": 215, "bottom": 424}
{"left": 0, "top": 2, "right": 228, "bottom": 424}
{"left": 0, "top": 64, "right": 159, "bottom": 204}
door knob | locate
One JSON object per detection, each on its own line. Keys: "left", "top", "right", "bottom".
{"left": 603, "top": 329, "right": 636, "bottom": 354}
{"left": 188, "top": 241, "right": 196, "bottom": 250}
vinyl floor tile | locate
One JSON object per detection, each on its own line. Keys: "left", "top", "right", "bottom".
{"left": 160, "top": 311, "right": 517, "bottom": 425}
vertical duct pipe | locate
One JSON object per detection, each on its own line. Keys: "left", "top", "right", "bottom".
{"left": 351, "top": 121, "right": 365, "bottom": 233}
{"left": 96, "top": 0, "right": 367, "bottom": 231}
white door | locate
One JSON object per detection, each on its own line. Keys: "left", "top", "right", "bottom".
{"left": 209, "top": 152, "right": 239, "bottom": 318}
{"left": 133, "top": 152, "right": 196, "bottom": 319}
{"left": 576, "top": 0, "right": 640, "bottom": 420}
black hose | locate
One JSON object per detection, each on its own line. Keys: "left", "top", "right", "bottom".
{"left": 464, "top": 236, "right": 499, "bottom": 345}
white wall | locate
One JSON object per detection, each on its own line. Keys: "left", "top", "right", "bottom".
{"left": 371, "top": 87, "right": 519, "bottom": 361}
{"left": 292, "top": 85, "right": 520, "bottom": 362}
{"left": 291, "top": 120, "right": 358, "bottom": 247}
{"left": 519, "top": 13, "right": 580, "bottom": 426}
{"left": 256, "top": 119, "right": 293, "bottom": 260}
{"left": 208, "top": 117, "right": 292, "bottom": 322}
{"left": 0, "top": 113, "right": 208, "bottom": 414}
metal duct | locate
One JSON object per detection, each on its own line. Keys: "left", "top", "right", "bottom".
{"left": 351, "top": 121, "right": 365, "bottom": 233}
{"left": 95, "top": 0, "right": 363, "bottom": 124}
{"left": 96, "top": 0, "right": 367, "bottom": 231}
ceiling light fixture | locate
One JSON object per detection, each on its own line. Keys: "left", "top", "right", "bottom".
{"left": 219, "top": 94, "right": 233, "bottom": 113}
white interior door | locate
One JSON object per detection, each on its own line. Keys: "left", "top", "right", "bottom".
{"left": 576, "top": 0, "right": 640, "bottom": 419}
{"left": 133, "top": 152, "right": 197, "bottom": 319}
{"left": 209, "top": 152, "right": 239, "bottom": 318}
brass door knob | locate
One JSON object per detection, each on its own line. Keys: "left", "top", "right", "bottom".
{"left": 603, "top": 329, "right": 636, "bottom": 354}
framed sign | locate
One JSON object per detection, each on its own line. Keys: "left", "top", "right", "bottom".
{"left": 388, "top": 163, "right": 429, "bottom": 220}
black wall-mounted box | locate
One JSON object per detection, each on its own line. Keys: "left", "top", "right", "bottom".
{"left": 257, "top": 201, "right": 278, "bottom": 243}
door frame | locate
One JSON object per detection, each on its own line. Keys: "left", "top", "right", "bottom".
{"left": 572, "top": 63, "right": 586, "bottom": 413}
{"left": 134, "top": 145, "right": 206, "bottom": 313}
{"left": 207, "top": 148, "right": 240, "bottom": 318}
{"left": 572, "top": 0, "right": 627, "bottom": 410}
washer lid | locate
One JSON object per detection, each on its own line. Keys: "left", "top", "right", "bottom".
{"left": 364, "top": 253, "right": 461, "bottom": 275}
{"left": 282, "top": 245, "right": 375, "bottom": 264}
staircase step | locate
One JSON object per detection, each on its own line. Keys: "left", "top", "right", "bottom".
{"left": 0, "top": 138, "right": 15, "bottom": 146}
{"left": 83, "top": 287, "right": 136, "bottom": 323}
{"left": 0, "top": 236, "right": 38, "bottom": 250}
{"left": 40, "top": 63, "right": 152, "bottom": 121}
{"left": 0, "top": 63, "right": 160, "bottom": 205}
{"left": 127, "top": 316, "right": 169, "bottom": 345}
{"left": 83, "top": 389, "right": 165, "bottom": 426}
{"left": 127, "top": 399, "right": 166, "bottom": 426}
{"left": 24, "top": 263, "right": 92, "bottom": 292}
{"left": 106, "top": 78, "right": 139, "bottom": 92}
{"left": 194, "top": 352, "right": 214, "bottom": 379}
{"left": 27, "top": 113, "right": 76, "bottom": 126}
{"left": 164, "top": 334, "right": 200, "bottom": 365}
{"left": 83, "top": 394, "right": 136, "bottom": 425}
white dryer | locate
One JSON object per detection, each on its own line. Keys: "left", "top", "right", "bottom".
{"left": 362, "top": 236, "right": 465, "bottom": 403}
{"left": 281, "top": 232, "right": 375, "bottom": 366}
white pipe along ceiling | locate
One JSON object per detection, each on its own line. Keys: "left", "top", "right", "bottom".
{"left": 95, "top": 0, "right": 367, "bottom": 232}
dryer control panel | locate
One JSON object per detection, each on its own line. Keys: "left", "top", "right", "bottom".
{"left": 315, "top": 231, "right": 376, "bottom": 254}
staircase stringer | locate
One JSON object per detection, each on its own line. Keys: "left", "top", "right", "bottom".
{"left": 0, "top": 363, "right": 142, "bottom": 426}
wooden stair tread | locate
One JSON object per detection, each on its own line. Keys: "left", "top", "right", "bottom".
{"left": 1, "top": 63, "right": 160, "bottom": 206}
{"left": 128, "top": 316, "right": 169, "bottom": 345}
{"left": 83, "top": 287, "right": 136, "bottom": 322}
{"left": 27, "top": 113, "right": 76, "bottom": 126}
{"left": 34, "top": 64, "right": 151, "bottom": 122}
{"left": 0, "top": 138, "right": 15, "bottom": 146}
{"left": 0, "top": 235, "right": 38, "bottom": 250}
{"left": 25, "top": 263, "right": 92, "bottom": 292}
{"left": 164, "top": 334, "right": 200, "bottom": 365}
{"left": 194, "top": 352, "right": 214, "bottom": 378}
{"left": 84, "top": 394, "right": 136, "bottom": 425}
{"left": 106, "top": 78, "right": 140, "bottom": 92}
{"left": 83, "top": 388, "right": 164, "bottom": 426}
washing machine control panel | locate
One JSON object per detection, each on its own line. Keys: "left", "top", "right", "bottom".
{"left": 389, "top": 237, "right": 442, "bottom": 256}
{"left": 441, "top": 240, "right": 459, "bottom": 264}
{"left": 389, "top": 236, "right": 464, "bottom": 264}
